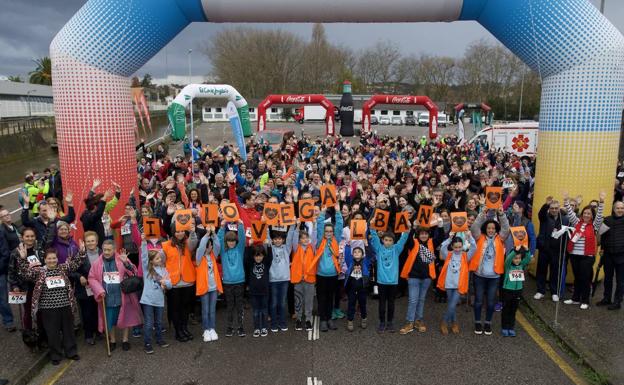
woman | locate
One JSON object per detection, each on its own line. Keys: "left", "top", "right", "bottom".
{"left": 17, "top": 244, "right": 84, "bottom": 364}
{"left": 161, "top": 222, "right": 198, "bottom": 342}
{"left": 70, "top": 231, "right": 100, "bottom": 345}
{"left": 563, "top": 191, "right": 605, "bottom": 309}
{"left": 469, "top": 208, "right": 510, "bottom": 336}
{"left": 48, "top": 221, "right": 79, "bottom": 264}
{"left": 88, "top": 240, "right": 142, "bottom": 352}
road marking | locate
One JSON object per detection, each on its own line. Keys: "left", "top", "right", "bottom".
{"left": 44, "top": 360, "right": 73, "bottom": 385}
{"left": 306, "top": 377, "right": 322, "bottom": 385}
{"left": 517, "top": 311, "right": 586, "bottom": 385}
{"left": 312, "top": 316, "right": 320, "bottom": 341}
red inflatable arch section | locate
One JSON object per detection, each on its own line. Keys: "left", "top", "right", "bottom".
{"left": 454, "top": 102, "right": 492, "bottom": 113}
{"left": 257, "top": 94, "right": 336, "bottom": 135}
{"left": 362, "top": 95, "right": 439, "bottom": 139}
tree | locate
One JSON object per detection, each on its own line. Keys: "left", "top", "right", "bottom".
{"left": 8, "top": 75, "right": 24, "bottom": 82}
{"left": 29, "top": 57, "right": 52, "bottom": 85}
{"left": 140, "top": 73, "right": 154, "bottom": 88}
{"left": 417, "top": 55, "right": 456, "bottom": 102}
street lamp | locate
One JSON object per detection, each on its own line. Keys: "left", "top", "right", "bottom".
{"left": 187, "top": 49, "right": 192, "bottom": 84}
{"left": 26, "top": 89, "right": 36, "bottom": 117}
{"left": 187, "top": 49, "right": 195, "bottom": 174}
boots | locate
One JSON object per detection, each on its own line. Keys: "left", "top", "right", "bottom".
{"left": 399, "top": 322, "right": 414, "bottom": 335}
{"left": 440, "top": 322, "right": 449, "bottom": 335}
{"left": 415, "top": 320, "right": 427, "bottom": 333}
{"left": 451, "top": 322, "right": 460, "bottom": 334}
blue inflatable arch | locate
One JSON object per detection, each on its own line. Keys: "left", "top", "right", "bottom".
{"left": 51, "top": 0, "right": 624, "bottom": 224}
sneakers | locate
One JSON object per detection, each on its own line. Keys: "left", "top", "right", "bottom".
{"left": 271, "top": 327, "right": 279, "bottom": 333}
{"left": 225, "top": 327, "right": 234, "bottom": 337}
{"left": 494, "top": 302, "right": 503, "bottom": 312}
{"left": 253, "top": 329, "right": 261, "bottom": 338}
{"left": 260, "top": 328, "right": 268, "bottom": 337}
{"left": 484, "top": 323, "right": 492, "bottom": 335}
{"left": 564, "top": 299, "right": 580, "bottom": 305}
{"left": 210, "top": 329, "right": 218, "bottom": 341}
{"left": 157, "top": 341, "right": 169, "bottom": 348}
{"left": 347, "top": 321, "right": 354, "bottom": 332}
{"left": 502, "top": 329, "right": 510, "bottom": 337}
{"left": 580, "top": 303, "right": 589, "bottom": 310}
{"left": 320, "top": 321, "right": 328, "bottom": 332}
{"left": 377, "top": 322, "right": 386, "bottom": 334}
{"left": 595, "top": 299, "right": 611, "bottom": 307}
{"left": 440, "top": 322, "right": 449, "bottom": 336}
{"left": 203, "top": 330, "right": 212, "bottom": 342}
{"left": 144, "top": 344, "right": 154, "bottom": 354}
{"left": 237, "top": 327, "right": 246, "bottom": 337}
{"left": 608, "top": 302, "right": 621, "bottom": 311}
{"left": 534, "top": 293, "right": 545, "bottom": 300}
{"left": 327, "top": 320, "right": 337, "bottom": 330}
{"left": 399, "top": 322, "right": 414, "bottom": 335}
{"left": 508, "top": 329, "right": 517, "bottom": 337}
{"left": 85, "top": 337, "right": 95, "bottom": 346}
{"left": 450, "top": 322, "right": 460, "bottom": 334}
{"left": 132, "top": 329, "right": 142, "bottom": 338}
{"left": 295, "top": 320, "right": 303, "bottom": 331}
{"left": 280, "top": 326, "right": 288, "bottom": 332}
{"left": 552, "top": 295, "right": 560, "bottom": 302}
{"left": 334, "top": 309, "right": 345, "bottom": 319}
{"left": 386, "top": 322, "right": 396, "bottom": 333}
{"left": 415, "top": 320, "right": 427, "bottom": 333}
{"left": 361, "top": 318, "right": 368, "bottom": 329}
{"left": 305, "top": 321, "right": 313, "bottom": 331}
{"left": 474, "top": 323, "right": 483, "bottom": 335}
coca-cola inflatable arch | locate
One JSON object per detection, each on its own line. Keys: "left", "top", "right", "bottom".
{"left": 362, "top": 95, "right": 439, "bottom": 138}
{"left": 257, "top": 94, "right": 336, "bottom": 135}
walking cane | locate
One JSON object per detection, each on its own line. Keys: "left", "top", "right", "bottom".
{"left": 101, "top": 299, "right": 111, "bottom": 357}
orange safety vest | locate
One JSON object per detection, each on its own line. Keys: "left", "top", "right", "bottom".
{"left": 437, "top": 251, "right": 469, "bottom": 295}
{"left": 196, "top": 252, "right": 223, "bottom": 296}
{"left": 400, "top": 239, "right": 436, "bottom": 280}
{"left": 307, "top": 237, "right": 340, "bottom": 276}
{"left": 291, "top": 244, "right": 316, "bottom": 284}
{"left": 469, "top": 235, "right": 505, "bottom": 275}
{"left": 162, "top": 240, "right": 196, "bottom": 286}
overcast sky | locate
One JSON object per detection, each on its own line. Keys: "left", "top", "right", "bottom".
{"left": 1, "top": 0, "right": 622, "bottom": 83}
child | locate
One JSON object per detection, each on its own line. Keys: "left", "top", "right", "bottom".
{"left": 17, "top": 244, "right": 85, "bottom": 365}
{"left": 344, "top": 246, "right": 370, "bottom": 331}
{"left": 218, "top": 220, "right": 246, "bottom": 337}
{"left": 437, "top": 233, "right": 476, "bottom": 335}
{"left": 140, "top": 236, "right": 172, "bottom": 353}
{"left": 195, "top": 229, "right": 222, "bottom": 342}
{"left": 502, "top": 245, "right": 532, "bottom": 336}
{"left": 267, "top": 226, "right": 297, "bottom": 332}
{"left": 245, "top": 245, "right": 272, "bottom": 337}
{"left": 399, "top": 227, "right": 436, "bottom": 334}
{"left": 370, "top": 228, "right": 410, "bottom": 333}
{"left": 291, "top": 231, "right": 316, "bottom": 331}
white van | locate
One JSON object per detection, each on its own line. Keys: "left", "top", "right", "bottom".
{"left": 419, "top": 112, "right": 447, "bottom": 127}
{"left": 469, "top": 122, "right": 539, "bottom": 156}
{"left": 438, "top": 113, "right": 448, "bottom": 127}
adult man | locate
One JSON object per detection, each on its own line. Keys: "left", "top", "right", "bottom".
{"left": 535, "top": 197, "right": 569, "bottom": 302}
{"left": 21, "top": 192, "right": 75, "bottom": 242}
{"left": 597, "top": 200, "right": 624, "bottom": 310}
{"left": 47, "top": 164, "right": 63, "bottom": 200}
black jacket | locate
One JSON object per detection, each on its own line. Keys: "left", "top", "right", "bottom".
{"left": 21, "top": 206, "right": 75, "bottom": 242}
{"left": 537, "top": 203, "right": 570, "bottom": 253}
{"left": 601, "top": 215, "right": 624, "bottom": 258}
{"left": 80, "top": 201, "right": 106, "bottom": 247}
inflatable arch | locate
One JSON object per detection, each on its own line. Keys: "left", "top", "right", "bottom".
{"left": 362, "top": 95, "right": 439, "bottom": 138}
{"left": 257, "top": 94, "right": 336, "bottom": 135}
{"left": 51, "top": 0, "right": 624, "bottom": 224}
{"left": 167, "top": 84, "right": 252, "bottom": 141}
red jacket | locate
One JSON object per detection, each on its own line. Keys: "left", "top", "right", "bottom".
{"left": 229, "top": 183, "right": 261, "bottom": 245}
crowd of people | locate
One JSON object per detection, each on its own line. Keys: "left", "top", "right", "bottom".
{"left": 0, "top": 130, "right": 622, "bottom": 364}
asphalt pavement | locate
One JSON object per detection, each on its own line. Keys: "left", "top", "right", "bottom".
{"left": 26, "top": 290, "right": 579, "bottom": 385}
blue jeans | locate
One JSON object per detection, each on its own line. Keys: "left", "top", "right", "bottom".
{"left": 473, "top": 275, "right": 499, "bottom": 323}
{"left": 0, "top": 274, "right": 13, "bottom": 327}
{"left": 251, "top": 294, "right": 269, "bottom": 330}
{"left": 346, "top": 284, "right": 367, "bottom": 321}
{"left": 200, "top": 290, "right": 218, "bottom": 330}
{"left": 406, "top": 278, "right": 431, "bottom": 322}
{"left": 270, "top": 281, "right": 289, "bottom": 329}
{"left": 443, "top": 289, "right": 460, "bottom": 323}
{"left": 142, "top": 304, "right": 164, "bottom": 346}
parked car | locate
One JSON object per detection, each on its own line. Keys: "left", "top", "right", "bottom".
{"left": 404, "top": 116, "right": 416, "bottom": 126}
{"left": 391, "top": 117, "right": 403, "bottom": 125}
{"left": 370, "top": 116, "right": 379, "bottom": 125}
{"left": 418, "top": 112, "right": 429, "bottom": 127}
{"left": 379, "top": 116, "right": 391, "bottom": 125}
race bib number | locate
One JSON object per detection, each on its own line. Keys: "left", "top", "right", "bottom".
{"left": 509, "top": 270, "right": 525, "bottom": 282}
{"left": 46, "top": 276, "right": 65, "bottom": 289}
{"left": 121, "top": 224, "right": 132, "bottom": 236}
{"left": 27, "top": 255, "right": 41, "bottom": 267}
{"left": 85, "top": 286, "right": 94, "bottom": 297}
{"left": 103, "top": 272, "right": 121, "bottom": 285}
{"left": 8, "top": 291, "right": 27, "bottom": 304}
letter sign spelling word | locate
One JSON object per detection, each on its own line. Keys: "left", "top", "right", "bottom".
{"left": 350, "top": 219, "right": 367, "bottom": 240}
{"left": 450, "top": 212, "right": 468, "bottom": 233}
{"left": 394, "top": 212, "right": 410, "bottom": 233}
{"left": 201, "top": 203, "right": 219, "bottom": 228}
{"left": 174, "top": 209, "right": 193, "bottom": 232}
{"left": 143, "top": 217, "right": 161, "bottom": 239}
{"left": 485, "top": 187, "right": 503, "bottom": 210}
{"left": 417, "top": 205, "right": 433, "bottom": 227}
{"left": 370, "top": 209, "right": 390, "bottom": 231}
{"left": 320, "top": 185, "right": 337, "bottom": 208}
{"left": 279, "top": 203, "right": 296, "bottom": 226}
{"left": 263, "top": 203, "right": 280, "bottom": 226}
{"left": 251, "top": 220, "right": 267, "bottom": 242}
{"left": 298, "top": 199, "right": 315, "bottom": 222}
{"left": 220, "top": 203, "right": 240, "bottom": 222}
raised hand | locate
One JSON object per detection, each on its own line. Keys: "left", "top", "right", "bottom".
{"left": 17, "top": 243, "right": 27, "bottom": 259}
{"left": 92, "top": 179, "right": 102, "bottom": 190}
{"left": 118, "top": 249, "right": 128, "bottom": 263}
{"left": 79, "top": 239, "right": 86, "bottom": 253}
{"left": 599, "top": 190, "right": 606, "bottom": 203}
{"left": 111, "top": 181, "right": 121, "bottom": 192}
{"left": 48, "top": 207, "right": 57, "bottom": 221}
{"left": 65, "top": 191, "right": 74, "bottom": 204}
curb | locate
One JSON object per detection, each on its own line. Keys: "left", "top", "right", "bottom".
{"left": 520, "top": 295, "right": 612, "bottom": 385}
{"left": 11, "top": 349, "right": 49, "bottom": 385}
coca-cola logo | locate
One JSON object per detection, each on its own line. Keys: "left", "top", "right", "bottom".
{"left": 285, "top": 96, "right": 306, "bottom": 103}
{"left": 340, "top": 106, "right": 353, "bottom": 112}
{"left": 391, "top": 96, "right": 412, "bottom": 104}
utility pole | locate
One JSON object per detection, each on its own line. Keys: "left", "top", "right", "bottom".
{"left": 600, "top": 0, "right": 605, "bottom": 14}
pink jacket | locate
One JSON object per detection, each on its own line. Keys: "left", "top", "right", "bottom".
{"left": 88, "top": 254, "right": 143, "bottom": 332}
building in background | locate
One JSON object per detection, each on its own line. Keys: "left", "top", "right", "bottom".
{"left": 0, "top": 81, "right": 53, "bottom": 118}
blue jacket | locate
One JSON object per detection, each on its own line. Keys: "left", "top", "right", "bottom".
{"left": 343, "top": 244, "right": 371, "bottom": 287}
{"left": 316, "top": 210, "right": 343, "bottom": 277}
{"left": 370, "top": 230, "right": 409, "bottom": 285}
{"left": 218, "top": 222, "right": 246, "bottom": 284}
